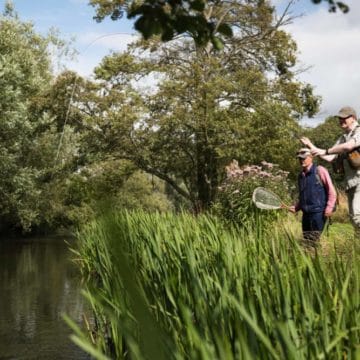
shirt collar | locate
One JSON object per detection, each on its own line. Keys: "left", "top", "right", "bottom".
{"left": 302, "top": 163, "right": 314, "bottom": 174}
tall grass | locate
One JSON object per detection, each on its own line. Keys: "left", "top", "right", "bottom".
{"left": 68, "top": 211, "right": 360, "bottom": 359}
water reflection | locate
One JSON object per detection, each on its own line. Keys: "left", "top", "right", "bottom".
{"left": 0, "top": 237, "right": 90, "bottom": 359}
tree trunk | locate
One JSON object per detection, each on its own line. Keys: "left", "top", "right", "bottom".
{"left": 196, "top": 144, "right": 218, "bottom": 212}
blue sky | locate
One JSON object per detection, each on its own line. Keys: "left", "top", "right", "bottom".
{"left": 0, "top": 0, "right": 359, "bottom": 126}
{"left": 0, "top": 0, "right": 136, "bottom": 76}
{"left": 0, "top": 0, "right": 134, "bottom": 34}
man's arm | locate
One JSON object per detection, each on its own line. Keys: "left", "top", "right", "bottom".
{"left": 300, "top": 136, "right": 358, "bottom": 161}
{"left": 313, "top": 139, "right": 357, "bottom": 157}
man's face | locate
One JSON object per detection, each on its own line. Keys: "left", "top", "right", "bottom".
{"left": 298, "top": 155, "right": 313, "bottom": 169}
{"left": 338, "top": 115, "right": 354, "bottom": 132}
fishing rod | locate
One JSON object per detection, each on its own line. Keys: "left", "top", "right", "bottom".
{"left": 54, "top": 32, "right": 137, "bottom": 165}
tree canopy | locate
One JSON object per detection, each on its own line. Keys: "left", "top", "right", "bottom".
{"left": 0, "top": 5, "right": 173, "bottom": 233}
{"left": 89, "top": 0, "right": 349, "bottom": 46}
{"left": 0, "top": 8, "right": 57, "bottom": 231}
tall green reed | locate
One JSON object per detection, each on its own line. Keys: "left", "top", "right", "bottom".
{"left": 67, "top": 211, "right": 360, "bottom": 359}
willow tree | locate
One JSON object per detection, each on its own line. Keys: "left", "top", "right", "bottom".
{"left": 0, "top": 7, "right": 56, "bottom": 231}
{"left": 88, "top": 0, "right": 320, "bottom": 211}
{"left": 0, "top": 5, "right": 77, "bottom": 232}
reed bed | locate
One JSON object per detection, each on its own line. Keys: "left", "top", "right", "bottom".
{"left": 68, "top": 211, "right": 360, "bottom": 359}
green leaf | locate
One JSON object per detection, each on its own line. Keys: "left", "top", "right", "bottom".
{"left": 211, "top": 36, "right": 224, "bottom": 50}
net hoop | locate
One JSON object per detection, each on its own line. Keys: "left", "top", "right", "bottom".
{"left": 252, "top": 187, "right": 283, "bottom": 210}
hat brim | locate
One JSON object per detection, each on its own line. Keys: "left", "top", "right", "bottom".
{"left": 296, "top": 154, "right": 310, "bottom": 159}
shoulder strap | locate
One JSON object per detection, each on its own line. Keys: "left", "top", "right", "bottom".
{"left": 315, "top": 166, "right": 323, "bottom": 186}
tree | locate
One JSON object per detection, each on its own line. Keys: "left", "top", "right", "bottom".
{"left": 89, "top": 0, "right": 349, "bottom": 46}
{"left": 32, "top": 70, "right": 174, "bottom": 228}
{"left": 0, "top": 7, "right": 59, "bottom": 232}
{"left": 86, "top": 0, "right": 319, "bottom": 211}
{"left": 0, "top": 3, "right": 175, "bottom": 233}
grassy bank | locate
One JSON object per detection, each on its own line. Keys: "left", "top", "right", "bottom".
{"left": 68, "top": 211, "right": 360, "bottom": 359}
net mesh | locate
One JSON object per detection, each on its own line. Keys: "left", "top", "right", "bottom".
{"left": 252, "top": 187, "right": 282, "bottom": 210}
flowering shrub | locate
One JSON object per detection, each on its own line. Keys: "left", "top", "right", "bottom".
{"left": 213, "top": 159, "right": 292, "bottom": 226}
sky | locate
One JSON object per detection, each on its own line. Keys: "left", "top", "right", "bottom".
{"left": 0, "top": 0, "right": 137, "bottom": 76}
{"left": 0, "top": 0, "right": 359, "bottom": 126}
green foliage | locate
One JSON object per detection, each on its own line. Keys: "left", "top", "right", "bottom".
{"left": 35, "top": 159, "right": 173, "bottom": 232}
{"left": 69, "top": 210, "right": 360, "bottom": 359}
{"left": 213, "top": 160, "right": 292, "bottom": 226}
{"left": 113, "top": 171, "right": 174, "bottom": 212}
{"left": 0, "top": 10, "right": 62, "bottom": 232}
{"left": 75, "top": 160, "right": 174, "bottom": 214}
{"left": 89, "top": 0, "right": 349, "bottom": 45}
{"left": 231, "top": 102, "right": 305, "bottom": 178}
{"left": 90, "top": 0, "right": 230, "bottom": 47}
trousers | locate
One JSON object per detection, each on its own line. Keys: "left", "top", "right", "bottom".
{"left": 346, "top": 184, "right": 360, "bottom": 238}
{"left": 302, "top": 211, "right": 326, "bottom": 243}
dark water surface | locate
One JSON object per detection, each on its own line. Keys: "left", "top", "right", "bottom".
{"left": 0, "top": 236, "right": 90, "bottom": 359}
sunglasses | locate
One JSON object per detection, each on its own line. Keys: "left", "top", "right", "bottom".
{"left": 338, "top": 115, "right": 352, "bottom": 123}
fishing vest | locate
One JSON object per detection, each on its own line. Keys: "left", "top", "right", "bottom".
{"left": 338, "top": 124, "right": 360, "bottom": 190}
{"left": 298, "top": 165, "right": 327, "bottom": 213}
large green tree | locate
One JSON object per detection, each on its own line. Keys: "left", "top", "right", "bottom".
{"left": 33, "top": 70, "right": 174, "bottom": 228}
{"left": 85, "top": 0, "right": 319, "bottom": 211}
{"left": 0, "top": 8, "right": 61, "bottom": 231}
{"left": 0, "top": 3, "right": 175, "bottom": 233}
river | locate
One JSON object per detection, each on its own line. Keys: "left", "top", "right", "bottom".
{"left": 0, "top": 236, "right": 91, "bottom": 359}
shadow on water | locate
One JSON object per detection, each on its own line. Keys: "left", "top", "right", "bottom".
{"left": 0, "top": 236, "right": 91, "bottom": 360}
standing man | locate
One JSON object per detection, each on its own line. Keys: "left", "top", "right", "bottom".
{"left": 301, "top": 106, "right": 360, "bottom": 237}
{"left": 289, "top": 148, "right": 337, "bottom": 246}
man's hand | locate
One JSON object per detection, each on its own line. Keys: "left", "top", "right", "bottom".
{"left": 300, "top": 137, "right": 314, "bottom": 148}
{"left": 300, "top": 136, "right": 327, "bottom": 157}
{"left": 324, "top": 211, "right": 332, "bottom": 218}
{"left": 287, "top": 205, "right": 296, "bottom": 213}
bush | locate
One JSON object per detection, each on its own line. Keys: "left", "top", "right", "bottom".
{"left": 213, "top": 160, "right": 292, "bottom": 226}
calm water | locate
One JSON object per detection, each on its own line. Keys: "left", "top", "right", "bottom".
{"left": 0, "top": 236, "right": 90, "bottom": 360}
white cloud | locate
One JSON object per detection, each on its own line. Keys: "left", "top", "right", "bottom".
{"left": 283, "top": 0, "right": 360, "bottom": 125}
